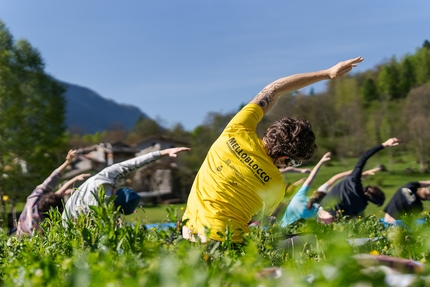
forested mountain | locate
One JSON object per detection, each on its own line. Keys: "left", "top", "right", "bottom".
{"left": 63, "top": 82, "right": 149, "bottom": 134}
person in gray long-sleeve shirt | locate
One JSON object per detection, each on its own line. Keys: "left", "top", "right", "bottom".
{"left": 319, "top": 138, "right": 400, "bottom": 221}
{"left": 62, "top": 147, "right": 190, "bottom": 222}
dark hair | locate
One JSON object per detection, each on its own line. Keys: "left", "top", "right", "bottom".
{"left": 307, "top": 191, "right": 327, "bottom": 210}
{"left": 364, "top": 186, "right": 385, "bottom": 206}
{"left": 262, "top": 117, "right": 317, "bottom": 162}
{"left": 38, "top": 193, "right": 64, "bottom": 214}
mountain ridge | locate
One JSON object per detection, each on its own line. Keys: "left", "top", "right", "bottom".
{"left": 63, "top": 82, "right": 149, "bottom": 134}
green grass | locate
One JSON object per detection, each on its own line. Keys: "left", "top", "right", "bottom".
{"left": 4, "top": 185, "right": 430, "bottom": 286}
{"left": 124, "top": 203, "right": 187, "bottom": 224}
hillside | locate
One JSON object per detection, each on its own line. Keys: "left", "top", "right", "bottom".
{"left": 62, "top": 82, "right": 149, "bottom": 134}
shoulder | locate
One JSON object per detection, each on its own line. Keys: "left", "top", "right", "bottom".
{"left": 227, "top": 104, "right": 264, "bottom": 128}
{"left": 405, "top": 182, "right": 420, "bottom": 189}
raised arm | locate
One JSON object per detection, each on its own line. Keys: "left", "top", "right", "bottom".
{"left": 324, "top": 167, "right": 381, "bottom": 188}
{"left": 350, "top": 138, "right": 400, "bottom": 180}
{"left": 325, "top": 170, "right": 353, "bottom": 187}
{"left": 250, "top": 57, "right": 364, "bottom": 114}
{"left": 279, "top": 167, "right": 311, "bottom": 174}
{"left": 99, "top": 147, "right": 191, "bottom": 181}
{"left": 55, "top": 173, "right": 91, "bottom": 195}
{"left": 302, "top": 152, "right": 331, "bottom": 187}
{"left": 362, "top": 167, "right": 381, "bottom": 176}
{"left": 57, "top": 150, "right": 77, "bottom": 173}
{"left": 418, "top": 181, "right": 430, "bottom": 187}
{"left": 159, "top": 147, "right": 191, "bottom": 157}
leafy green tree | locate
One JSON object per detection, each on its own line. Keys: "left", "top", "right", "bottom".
{"left": 0, "top": 20, "right": 67, "bottom": 204}
{"left": 398, "top": 57, "right": 415, "bottom": 97}
{"left": 128, "top": 117, "right": 163, "bottom": 143}
{"left": 377, "top": 58, "right": 401, "bottom": 100}
{"left": 414, "top": 46, "right": 430, "bottom": 85}
{"left": 403, "top": 84, "right": 430, "bottom": 172}
{"left": 165, "top": 122, "right": 190, "bottom": 143}
{"left": 361, "top": 78, "right": 379, "bottom": 107}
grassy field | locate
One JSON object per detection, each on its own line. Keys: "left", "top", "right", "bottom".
{"left": 4, "top": 152, "right": 430, "bottom": 286}
{"left": 124, "top": 203, "right": 187, "bottom": 224}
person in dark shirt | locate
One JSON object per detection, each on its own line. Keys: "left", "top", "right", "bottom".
{"left": 383, "top": 181, "right": 430, "bottom": 223}
{"left": 318, "top": 138, "right": 400, "bottom": 221}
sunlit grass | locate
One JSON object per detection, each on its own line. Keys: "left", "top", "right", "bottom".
{"left": 2, "top": 188, "right": 430, "bottom": 286}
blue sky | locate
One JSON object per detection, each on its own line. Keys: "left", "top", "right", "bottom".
{"left": 1, "top": 1, "right": 429, "bottom": 131}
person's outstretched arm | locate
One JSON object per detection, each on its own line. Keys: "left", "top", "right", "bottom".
{"left": 55, "top": 173, "right": 91, "bottom": 195}
{"left": 250, "top": 57, "right": 364, "bottom": 114}
{"left": 279, "top": 167, "right": 311, "bottom": 174}
{"left": 33, "top": 150, "right": 77, "bottom": 193}
{"left": 57, "top": 150, "right": 77, "bottom": 173}
{"left": 350, "top": 138, "right": 400, "bottom": 181}
{"left": 418, "top": 180, "right": 430, "bottom": 187}
{"left": 325, "top": 167, "right": 381, "bottom": 187}
{"left": 159, "top": 147, "right": 191, "bottom": 157}
{"left": 324, "top": 170, "right": 353, "bottom": 188}
{"left": 302, "top": 152, "right": 331, "bottom": 188}
{"left": 362, "top": 167, "right": 381, "bottom": 176}
{"left": 98, "top": 147, "right": 191, "bottom": 181}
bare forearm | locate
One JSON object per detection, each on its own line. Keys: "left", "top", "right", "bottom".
{"left": 55, "top": 178, "right": 77, "bottom": 195}
{"left": 419, "top": 181, "right": 430, "bottom": 187}
{"left": 55, "top": 173, "right": 91, "bottom": 195}
{"left": 303, "top": 160, "right": 325, "bottom": 186}
{"left": 57, "top": 160, "right": 70, "bottom": 173}
{"left": 326, "top": 170, "right": 352, "bottom": 187}
{"left": 57, "top": 150, "right": 77, "bottom": 173}
{"left": 279, "top": 167, "right": 310, "bottom": 174}
{"left": 250, "top": 57, "right": 363, "bottom": 115}
{"left": 250, "top": 71, "right": 329, "bottom": 113}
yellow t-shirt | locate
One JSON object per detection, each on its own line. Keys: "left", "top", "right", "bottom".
{"left": 182, "top": 104, "right": 285, "bottom": 242}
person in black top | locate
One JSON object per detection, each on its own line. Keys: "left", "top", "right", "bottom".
{"left": 318, "top": 138, "right": 400, "bottom": 222}
{"left": 383, "top": 181, "right": 430, "bottom": 223}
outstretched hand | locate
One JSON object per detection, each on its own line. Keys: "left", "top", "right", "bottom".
{"left": 382, "top": 138, "right": 401, "bottom": 147}
{"left": 65, "top": 150, "right": 78, "bottom": 162}
{"left": 363, "top": 167, "right": 381, "bottom": 176}
{"left": 74, "top": 173, "right": 91, "bottom": 181}
{"left": 320, "top": 152, "right": 332, "bottom": 163}
{"left": 160, "top": 147, "right": 191, "bottom": 158}
{"left": 327, "top": 57, "right": 364, "bottom": 79}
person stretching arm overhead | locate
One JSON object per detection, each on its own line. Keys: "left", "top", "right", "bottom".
{"left": 319, "top": 138, "right": 400, "bottom": 221}
{"left": 280, "top": 152, "right": 331, "bottom": 227}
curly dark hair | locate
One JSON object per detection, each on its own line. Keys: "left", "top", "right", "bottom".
{"left": 38, "top": 193, "right": 64, "bottom": 214}
{"left": 262, "top": 117, "right": 317, "bottom": 162}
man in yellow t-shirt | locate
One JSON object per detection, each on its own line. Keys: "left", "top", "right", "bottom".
{"left": 182, "top": 57, "right": 364, "bottom": 243}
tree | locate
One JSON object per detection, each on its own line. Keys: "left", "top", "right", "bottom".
{"left": 129, "top": 117, "right": 163, "bottom": 141}
{"left": 0, "top": 20, "right": 67, "bottom": 204}
{"left": 414, "top": 46, "right": 430, "bottom": 86}
{"left": 403, "top": 84, "right": 430, "bottom": 172}
{"left": 361, "top": 78, "right": 379, "bottom": 107}
{"left": 398, "top": 57, "right": 416, "bottom": 97}
{"left": 423, "top": 40, "right": 430, "bottom": 50}
{"left": 377, "top": 58, "right": 401, "bottom": 100}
